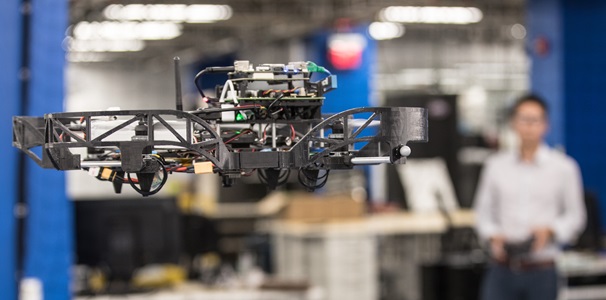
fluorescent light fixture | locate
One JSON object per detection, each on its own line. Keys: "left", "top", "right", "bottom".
{"left": 379, "top": 6, "right": 483, "bottom": 24}
{"left": 103, "top": 4, "right": 232, "bottom": 23}
{"left": 73, "top": 21, "right": 182, "bottom": 40}
{"left": 66, "top": 37, "right": 146, "bottom": 52}
{"left": 369, "top": 22, "right": 405, "bottom": 40}
{"left": 67, "top": 52, "right": 111, "bottom": 63}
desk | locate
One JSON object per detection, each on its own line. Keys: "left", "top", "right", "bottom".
{"left": 559, "top": 252, "right": 606, "bottom": 277}
{"left": 267, "top": 210, "right": 475, "bottom": 300}
{"left": 75, "top": 282, "right": 321, "bottom": 300}
{"left": 264, "top": 210, "right": 475, "bottom": 236}
{"left": 559, "top": 252, "right": 606, "bottom": 300}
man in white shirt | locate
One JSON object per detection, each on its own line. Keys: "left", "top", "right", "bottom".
{"left": 474, "top": 94, "right": 586, "bottom": 300}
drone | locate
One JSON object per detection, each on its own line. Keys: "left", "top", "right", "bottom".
{"left": 13, "top": 59, "right": 428, "bottom": 196}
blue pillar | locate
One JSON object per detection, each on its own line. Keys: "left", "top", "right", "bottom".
{"left": 309, "top": 26, "right": 377, "bottom": 113}
{"left": 1, "top": 0, "right": 71, "bottom": 298}
{"left": 529, "top": 0, "right": 606, "bottom": 230}
{"left": 25, "top": 0, "right": 72, "bottom": 298}
{"left": 527, "top": 0, "right": 565, "bottom": 147}
{"left": 308, "top": 25, "right": 378, "bottom": 196}
{"left": 0, "top": 1, "right": 23, "bottom": 299}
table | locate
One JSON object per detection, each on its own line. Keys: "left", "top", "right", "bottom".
{"left": 266, "top": 210, "right": 475, "bottom": 300}
{"left": 75, "top": 282, "right": 322, "bottom": 300}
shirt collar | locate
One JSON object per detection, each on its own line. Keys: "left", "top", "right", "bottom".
{"left": 513, "top": 143, "right": 550, "bottom": 165}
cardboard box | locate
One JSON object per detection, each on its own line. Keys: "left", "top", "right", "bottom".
{"left": 281, "top": 192, "right": 365, "bottom": 222}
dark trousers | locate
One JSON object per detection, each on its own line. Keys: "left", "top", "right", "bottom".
{"left": 481, "top": 264, "right": 559, "bottom": 300}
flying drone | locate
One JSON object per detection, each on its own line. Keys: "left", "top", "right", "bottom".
{"left": 13, "top": 59, "right": 428, "bottom": 196}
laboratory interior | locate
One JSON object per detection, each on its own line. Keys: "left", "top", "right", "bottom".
{"left": 2, "top": 0, "right": 606, "bottom": 299}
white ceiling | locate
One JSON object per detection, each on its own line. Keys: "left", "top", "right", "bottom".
{"left": 68, "top": 0, "right": 526, "bottom": 63}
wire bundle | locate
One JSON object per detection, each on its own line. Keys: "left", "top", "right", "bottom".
{"left": 127, "top": 156, "right": 168, "bottom": 197}
{"left": 297, "top": 168, "right": 330, "bottom": 191}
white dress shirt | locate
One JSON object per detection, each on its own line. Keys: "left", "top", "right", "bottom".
{"left": 474, "top": 144, "right": 586, "bottom": 260}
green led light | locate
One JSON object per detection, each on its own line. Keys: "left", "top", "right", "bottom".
{"left": 236, "top": 112, "right": 245, "bottom": 121}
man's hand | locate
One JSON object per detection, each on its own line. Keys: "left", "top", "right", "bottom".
{"left": 532, "top": 227, "right": 553, "bottom": 253}
{"left": 490, "top": 235, "right": 507, "bottom": 262}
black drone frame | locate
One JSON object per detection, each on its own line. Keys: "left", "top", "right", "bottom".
{"left": 12, "top": 59, "right": 428, "bottom": 195}
{"left": 13, "top": 106, "right": 427, "bottom": 192}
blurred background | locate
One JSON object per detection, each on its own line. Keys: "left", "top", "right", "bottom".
{"left": 1, "top": 0, "right": 606, "bottom": 299}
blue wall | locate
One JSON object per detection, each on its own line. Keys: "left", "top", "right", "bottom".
{"left": 562, "top": 0, "right": 606, "bottom": 230}
{"left": 308, "top": 26, "right": 377, "bottom": 195}
{"left": 25, "top": 0, "right": 72, "bottom": 298}
{"left": 0, "top": 0, "right": 71, "bottom": 298}
{"left": 0, "top": 1, "right": 23, "bottom": 299}
{"left": 309, "top": 26, "right": 376, "bottom": 113}
{"left": 527, "top": 0, "right": 565, "bottom": 147}
{"left": 529, "top": 0, "right": 606, "bottom": 229}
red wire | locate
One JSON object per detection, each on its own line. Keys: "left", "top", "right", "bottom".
{"left": 166, "top": 165, "right": 188, "bottom": 172}
{"left": 225, "top": 129, "right": 253, "bottom": 144}
{"left": 262, "top": 124, "right": 270, "bottom": 142}
{"left": 233, "top": 104, "right": 266, "bottom": 111}
{"left": 289, "top": 124, "right": 296, "bottom": 142}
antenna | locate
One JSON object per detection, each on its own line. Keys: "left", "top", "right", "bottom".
{"left": 174, "top": 56, "right": 183, "bottom": 111}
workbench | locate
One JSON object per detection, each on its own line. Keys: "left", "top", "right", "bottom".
{"left": 265, "top": 210, "right": 475, "bottom": 300}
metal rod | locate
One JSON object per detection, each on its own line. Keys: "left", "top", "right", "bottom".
{"left": 320, "top": 128, "right": 325, "bottom": 147}
{"left": 271, "top": 122, "right": 277, "bottom": 148}
{"left": 80, "top": 161, "right": 123, "bottom": 168}
{"left": 258, "top": 123, "right": 263, "bottom": 139}
{"left": 350, "top": 156, "right": 391, "bottom": 165}
{"left": 186, "top": 119, "right": 191, "bottom": 143}
{"left": 85, "top": 116, "right": 91, "bottom": 142}
{"left": 147, "top": 113, "right": 154, "bottom": 141}
{"left": 174, "top": 57, "right": 183, "bottom": 111}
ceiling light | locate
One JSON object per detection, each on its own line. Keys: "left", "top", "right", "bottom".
{"left": 103, "top": 4, "right": 232, "bottom": 23}
{"left": 187, "top": 5, "right": 233, "bottom": 23}
{"left": 511, "top": 24, "right": 527, "bottom": 40}
{"left": 66, "top": 37, "right": 146, "bottom": 52}
{"left": 73, "top": 21, "right": 182, "bottom": 40}
{"left": 368, "top": 22, "right": 405, "bottom": 40}
{"left": 379, "top": 6, "right": 483, "bottom": 24}
{"left": 66, "top": 52, "right": 111, "bottom": 63}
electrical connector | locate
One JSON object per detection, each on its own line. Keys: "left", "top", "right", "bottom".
{"left": 100, "top": 168, "right": 113, "bottom": 180}
{"left": 87, "top": 167, "right": 101, "bottom": 177}
{"left": 306, "top": 61, "right": 332, "bottom": 75}
{"left": 193, "top": 161, "right": 214, "bottom": 174}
